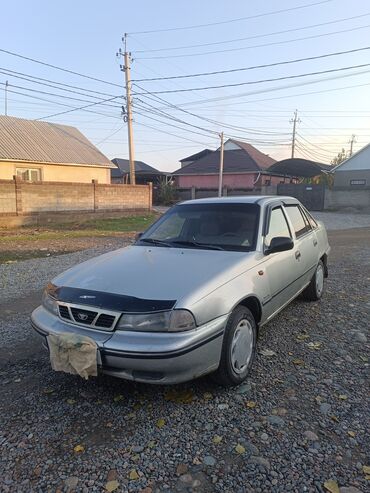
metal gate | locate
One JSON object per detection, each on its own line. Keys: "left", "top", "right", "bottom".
{"left": 277, "top": 184, "right": 325, "bottom": 211}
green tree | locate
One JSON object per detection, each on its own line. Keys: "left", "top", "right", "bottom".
{"left": 331, "top": 148, "right": 348, "bottom": 165}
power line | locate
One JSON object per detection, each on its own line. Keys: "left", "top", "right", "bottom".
{"left": 0, "top": 48, "right": 122, "bottom": 88}
{"left": 94, "top": 125, "right": 125, "bottom": 145}
{"left": 135, "top": 88, "right": 290, "bottom": 137}
{"left": 163, "top": 73, "right": 370, "bottom": 108}
{"left": 0, "top": 81, "right": 122, "bottom": 108}
{"left": 135, "top": 120, "right": 215, "bottom": 147}
{"left": 296, "top": 141, "right": 334, "bottom": 159}
{"left": 137, "top": 24, "right": 370, "bottom": 59}
{"left": 128, "top": 0, "right": 331, "bottom": 34}
{"left": 134, "top": 12, "right": 370, "bottom": 53}
{"left": 35, "top": 95, "right": 124, "bottom": 121}
{"left": 133, "top": 63, "right": 370, "bottom": 95}
{"left": 297, "top": 133, "right": 337, "bottom": 153}
{"left": 132, "top": 46, "right": 370, "bottom": 82}
{"left": 134, "top": 103, "right": 289, "bottom": 146}
{"left": 0, "top": 84, "right": 122, "bottom": 121}
{"left": 0, "top": 67, "right": 122, "bottom": 98}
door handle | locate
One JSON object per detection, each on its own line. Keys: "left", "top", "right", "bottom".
{"left": 295, "top": 250, "right": 301, "bottom": 260}
{"left": 313, "top": 239, "right": 318, "bottom": 246}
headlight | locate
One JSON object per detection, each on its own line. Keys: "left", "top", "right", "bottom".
{"left": 42, "top": 283, "right": 59, "bottom": 315}
{"left": 117, "top": 309, "right": 196, "bottom": 332}
{"left": 42, "top": 291, "right": 59, "bottom": 316}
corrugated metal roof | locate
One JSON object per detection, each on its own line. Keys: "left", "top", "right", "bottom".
{"left": 268, "top": 158, "right": 333, "bottom": 177}
{"left": 0, "top": 115, "right": 113, "bottom": 167}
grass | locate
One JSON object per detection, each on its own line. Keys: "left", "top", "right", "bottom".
{"left": 0, "top": 214, "right": 158, "bottom": 242}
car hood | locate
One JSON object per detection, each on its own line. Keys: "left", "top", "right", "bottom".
{"left": 53, "top": 245, "right": 255, "bottom": 305}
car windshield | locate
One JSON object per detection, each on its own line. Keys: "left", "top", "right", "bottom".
{"left": 138, "top": 202, "right": 260, "bottom": 252}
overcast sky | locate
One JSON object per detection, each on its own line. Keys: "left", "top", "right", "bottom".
{"left": 1, "top": 0, "right": 370, "bottom": 171}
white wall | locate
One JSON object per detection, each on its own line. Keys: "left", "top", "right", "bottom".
{"left": 336, "top": 144, "right": 370, "bottom": 171}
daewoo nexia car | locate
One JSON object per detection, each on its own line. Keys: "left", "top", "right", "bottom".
{"left": 31, "top": 196, "right": 330, "bottom": 386}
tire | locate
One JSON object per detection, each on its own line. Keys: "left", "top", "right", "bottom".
{"left": 213, "top": 306, "right": 257, "bottom": 387}
{"left": 302, "top": 260, "right": 325, "bottom": 301}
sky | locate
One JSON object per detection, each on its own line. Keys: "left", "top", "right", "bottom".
{"left": 1, "top": 0, "right": 370, "bottom": 171}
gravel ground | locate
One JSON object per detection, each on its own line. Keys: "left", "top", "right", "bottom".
{"left": 313, "top": 212, "right": 370, "bottom": 231}
{"left": 0, "top": 229, "right": 369, "bottom": 493}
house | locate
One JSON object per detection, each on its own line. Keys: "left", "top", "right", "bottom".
{"left": 173, "top": 139, "right": 286, "bottom": 189}
{"left": 332, "top": 143, "right": 370, "bottom": 187}
{"left": 179, "top": 149, "right": 213, "bottom": 168}
{"left": 0, "top": 115, "right": 114, "bottom": 183}
{"left": 111, "top": 158, "right": 164, "bottom": 184}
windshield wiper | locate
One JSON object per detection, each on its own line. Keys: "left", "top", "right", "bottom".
{"left": 170, "top": 240, "right": 224, "bottom": 251}
{"left": 138, "top": 238, "right": 173, "bottom": 248}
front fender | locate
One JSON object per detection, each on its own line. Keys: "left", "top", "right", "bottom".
{"left": 185, "top": 265, "right": 269, "bottom": 326}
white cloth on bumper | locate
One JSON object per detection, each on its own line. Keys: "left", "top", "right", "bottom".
{"left": 48, "top": 332, "right": 98, "bottom": 379}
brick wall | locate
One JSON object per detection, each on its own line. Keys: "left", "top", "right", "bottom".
{"left": 0, "top": 178, "right": 151, "bottom": 216}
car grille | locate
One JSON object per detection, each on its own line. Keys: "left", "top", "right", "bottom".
{"left": 57, "top": 302, "right": 120, "bottom": 331}
{"left": 70, "top": 307, "right": 98, "bottom": 325}
{"left": 95, "top": 314, "right": 116, "bottom": 329}
{"left": 59, "top": 305, "right": 71, "bottom": 320}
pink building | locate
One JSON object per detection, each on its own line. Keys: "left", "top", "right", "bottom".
{"left": 173, "top": 139, "right": 288, "bottom": 189}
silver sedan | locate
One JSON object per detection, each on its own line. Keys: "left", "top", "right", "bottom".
{"left": 31, "top": 196, "right": 330, "bottom": 386}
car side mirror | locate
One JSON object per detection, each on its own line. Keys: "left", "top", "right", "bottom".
{"left": 135, "top": 232, "right": 143, "bottom": 241}
{"left": 265, "top": 236, "right": 294, "bottom": 255}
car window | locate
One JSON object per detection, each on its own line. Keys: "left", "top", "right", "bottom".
{"left": 150, "top": 213, "right": 186, "bottom": 240}
{"left": 285, "top": 205, "right": 310, "bottom": 238}
{"left": 265, "top": 207, "right": 291, "bottom": 247}
{"left": 301, "top": 206, "right": 318, "bottom": 229}
{"left": 140, "top": 203, "right": 260, "bottom": 252}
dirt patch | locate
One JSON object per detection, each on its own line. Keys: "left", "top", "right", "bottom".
{"left": 0, "top": 234, "right": 134, "bottom": 263}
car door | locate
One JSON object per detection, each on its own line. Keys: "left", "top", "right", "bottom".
{"left": 283, "top": 203, "right": 318, "bottom": 289}
{"left": 262, "top": 205, "right": 305, "bottom": 320}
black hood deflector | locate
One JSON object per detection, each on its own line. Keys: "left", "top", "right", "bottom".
{"left": 53, "top": 286, "right": 176, "bottom": 313}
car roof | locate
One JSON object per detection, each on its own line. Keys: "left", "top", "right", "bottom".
{"left": 179, "top": 195, "right": 299, "bottom": 206}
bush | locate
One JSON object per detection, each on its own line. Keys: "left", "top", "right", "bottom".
{"left": 156, "top": 179, "right": 177, "bottom": 205}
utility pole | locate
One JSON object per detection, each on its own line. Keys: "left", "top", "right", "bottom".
{"left": 5, "top": 80, "right": 8, "bottom": 116}
{"left": 290, "top": 109, "right": 301, "bottom": 158}
{"left": 218, "top": 132, "right": 224, "bottom": 197}
{"left": 348, "top": 134, "right": 357, "bottom": 156}
{"left": 119, "top": 34, "right": 136, "bottom": 185}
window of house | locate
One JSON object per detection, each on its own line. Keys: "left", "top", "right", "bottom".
{"left": 265, "top": 207, "right": 291, "bottom": 247}
{"left": 16, "top": 168, "right": 41, "bottom": 181}
{"left": 285, "top": 205, "right": 311, "bottom": 238}
{"left": 350, "top": 179, "right": 366, "bottom": 186}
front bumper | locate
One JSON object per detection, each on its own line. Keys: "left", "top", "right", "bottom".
{"left": 31, "top": 306, "right": 227, "bottom": 384}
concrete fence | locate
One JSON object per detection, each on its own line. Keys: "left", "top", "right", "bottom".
{"left": 0, "top": 177, "right": 152, "bottom": 224}
{"left": 175, "top": 185, "right": 370, "bottom": 211}
{"left": 175, "top": 185, "right": 275, "bottom": 202}
{"left": 324, "top": 187, "right": 370, "bottom": 210}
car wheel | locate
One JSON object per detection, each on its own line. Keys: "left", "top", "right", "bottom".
{"left": 302, "top": 260, "right": 325, "bottom": 301}
{"left": 214, "top": 306, "right": 257, "bottom": 387}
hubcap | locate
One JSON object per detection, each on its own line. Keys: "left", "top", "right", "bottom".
{"left": 316, "top": 264, "right": 324, "bottom": 296}
{"left": 230, "top": 319, "right": 254, "bottom": 374}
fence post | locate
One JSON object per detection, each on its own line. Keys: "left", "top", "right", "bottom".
{"left": 148, "top": 182, "right": 153, "bottom": 210}
{"left": 191, "top": 186, "right": 196, "bottom": 200}
{"left": 92, "top": 179, "right": 98, "bottom": 211}
{"left": 13, "top": 175, "right": 22, "bottom": 215}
